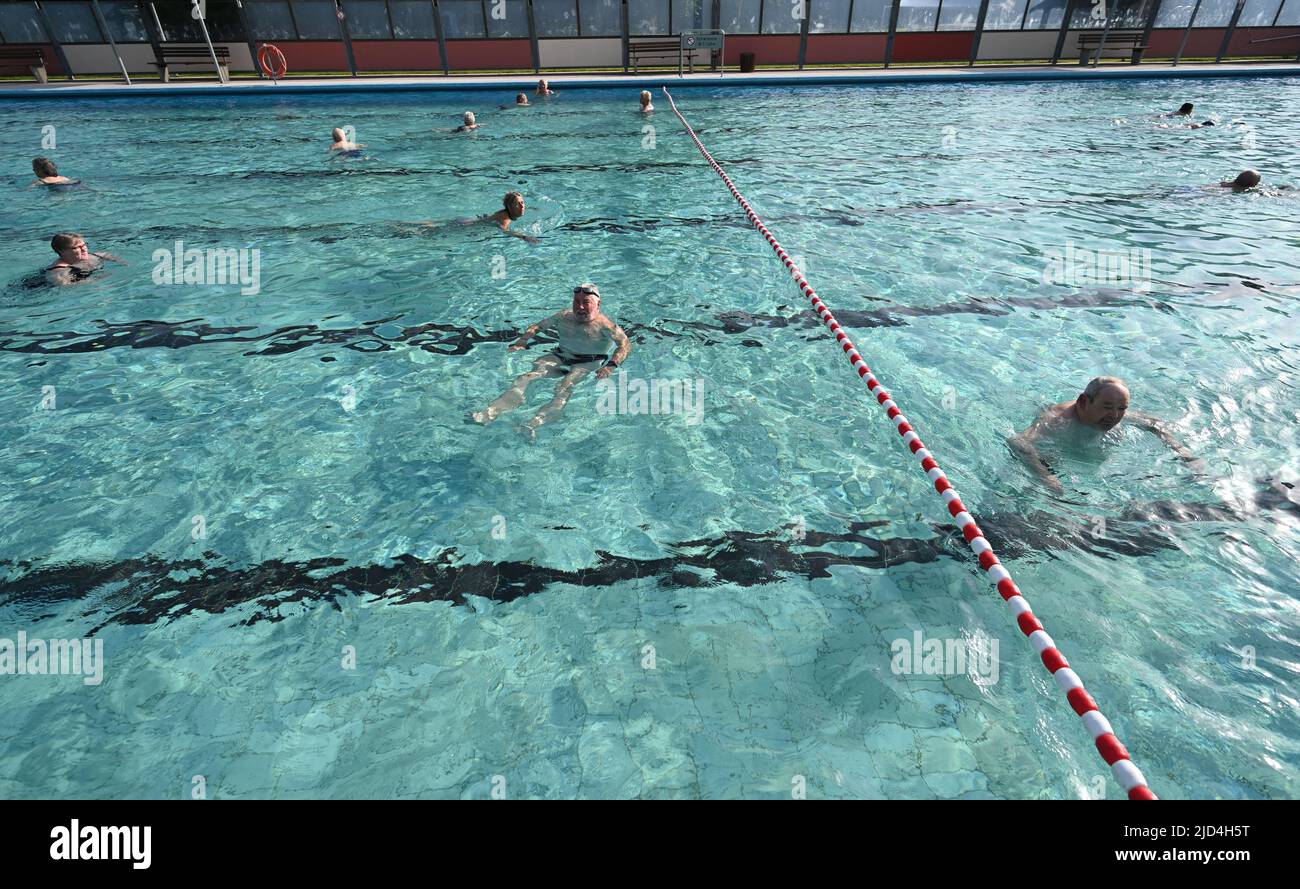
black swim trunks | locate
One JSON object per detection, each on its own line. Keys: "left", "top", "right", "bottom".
{"left": 553, "top": 349, "right": 608, "bottom": 368}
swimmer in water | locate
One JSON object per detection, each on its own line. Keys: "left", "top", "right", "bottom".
{"left": 329, "top": 127, "right": 362, "bottom": 152}
{"left": 1007, "top": 376, "right": 1202, "bottom": 495}
{"left": 536, "top": 79, "right": 554, "bottom": 96}
{"left": 639, "top": 90, "right": 654, "bottom": 113}
{"left": 1189, "top": 120, "right": 1216, "bottom": 129}
{"left": 477, "top": 190, "right": 539, "bottom": 241}
{"left": 44, "top": 232, "right": 124, "bottom": 286}
{"left": 32, "top": 157, "right": 76, "bottom": 186}
{"left": 456, "top": 111, "right": 480, "bottom": 132}
{"left": 1219, "top": 170, "right": 1261, "bottom": 192}
{"left": 1169, "top": 103, "right": 1194, "bottom": 117}
{"left": 471, "top": 283, "right": 632, "bottom": 439}
{"left": 516, "top": 93, "right": 530, "bottom": 106}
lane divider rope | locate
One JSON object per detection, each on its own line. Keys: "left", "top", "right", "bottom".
{"left": 661, "top": 86, "right": 1156, "bottom": 801}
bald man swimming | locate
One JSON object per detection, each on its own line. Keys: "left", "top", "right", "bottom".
{"left": 1008, "top": 376, "right": 1202, "bottom": 494}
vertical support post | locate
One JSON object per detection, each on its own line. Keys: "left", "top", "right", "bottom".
{"left": 33, "top": 1, "right": 77, "bottom": 80}
{"left": 234, "top": 0, "right": 264, "bottom": 78}
{"left": 1051, "top": 0, "right": 1076, "bottom": 64}
{"left": 190, "top": 0, "right": 228, "bottom": 82}
{"left": 883, "top": 0, "right": 900, "bottom": 67}
{"left": 969, "top": 0, "right": 990, "bottom": 65}
{"left": 335, "top": 0, "right": 358, "bottom": 75}
{"left": 1093, "top": 9, "right": 1115, "bottom": 66}
{"left": 621, "top": 0, "right": 630, "bottom": 71}
{"left": 89, "top": 0, "right": 132, "bottom": 83}
{"left": 1134, "top": 0, "right": 1159, "bottom": 64}
{"left": 1174, "top": 0, "right": 1203, "bottom": 65}
{"left": 798, "top": 0, "right": 811, "bottom": 69}
{"left": 527, "top": 0, "right": 540, "bottom": 73}
{"left": 431, "top": 0, "right": 449, "bottom": 74}
{"left": 1216, "top": 0, "right": 1246, "bottom": 62}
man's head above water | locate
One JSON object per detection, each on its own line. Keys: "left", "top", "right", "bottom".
{"left": 1075, "top": 376, "right": 1130, "bottom": 430}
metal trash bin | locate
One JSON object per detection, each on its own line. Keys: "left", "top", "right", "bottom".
{"left": 739, "top": 51, "right": 755, "bottom": 73}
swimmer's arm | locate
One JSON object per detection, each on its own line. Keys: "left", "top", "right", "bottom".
{"left": 94, "top": 251, "right": 125, "bottom": 264}
{"left": 597, "top": 324, "right": 632, "bottom": 380}
{"left": 1007, "top": 414, "right": 1065, "bottom": 494}
{"left": 45, "top": 267, "right": 75, "bottom": 286}
{"left": 1129, "top": 412, "right": 1203, "bottom": 467}
{"left": 510, "top": 314, "right": 558, "bottom": 350}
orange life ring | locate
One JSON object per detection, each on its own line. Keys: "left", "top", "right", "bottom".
{"left": 258, "top": 43, "right": 287, "bottom": 79}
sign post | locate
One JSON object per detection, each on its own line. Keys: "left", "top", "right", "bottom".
{"left": 679, "top": 29, "right": 725, "bottom": 78}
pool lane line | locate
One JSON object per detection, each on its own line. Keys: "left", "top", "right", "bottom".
{"left": 661, "top": 86, "right": 1157, "bottom": 802}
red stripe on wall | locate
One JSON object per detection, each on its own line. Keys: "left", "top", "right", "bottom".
{"left": 804, "top": 33, "right": 887, "bottom": 64}
{"left": 1145, "top": 28, "right": 1227, "bottom": 57}
{"left": 351, "top": 40, "right": 441, "bottom": 70}
{"left": 723, "top": 35, "right": 802, "bottom": 66}
{"left": 275, "top": 41, "right": 351, "bottom": 71}
{"left": 444, "top": 39, "right": 532, "bottom": 70}
{"left": 1227, "top": 27, "right": 1300, "bottom": 57}
{"left": 891, "top": 31, "right": 975, "bottom": 63}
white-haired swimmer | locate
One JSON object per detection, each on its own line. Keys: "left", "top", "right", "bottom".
{"left": 639, "top": 91, "right": 654, "bottom": 113}
{"left": 1008, "top": 376, "right": 1203, "bottom": 495}
{"left": 471, "top": 283, "right": 632, "bottom": 439}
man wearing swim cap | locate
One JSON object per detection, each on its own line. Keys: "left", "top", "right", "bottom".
{"left": 471, "top": 283, "right": 632, "bottom": 438}
{"left": 1008, "top": 376, "right": 1202, "bottom": 495}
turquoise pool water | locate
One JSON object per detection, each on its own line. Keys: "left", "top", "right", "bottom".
{"left": 1, "top": 78, "right": 1298, "bottom": 799}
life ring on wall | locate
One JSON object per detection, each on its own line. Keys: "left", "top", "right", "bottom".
{"left": 259, "top": 43, "right": 287, "bottom": 80}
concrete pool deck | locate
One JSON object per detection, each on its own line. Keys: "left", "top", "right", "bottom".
{"left": 2, "top": 61, "right": 1298, "bottom": 99}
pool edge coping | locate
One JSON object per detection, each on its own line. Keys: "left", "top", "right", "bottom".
{"left": 3, "top": 62, "right": 1299, "bottom": 99}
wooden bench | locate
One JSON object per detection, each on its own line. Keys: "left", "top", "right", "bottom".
{"left": 0, "top": 47, "right": 48, "bottom": 83}
{"left": 1077, "top": 31, "right": 1146, "bottom": 65}
{"left": 629, "top": 39, "right": 706, "bottom": 72}
{"left": 152, "top": 43, "right": 231, "bottom": 82}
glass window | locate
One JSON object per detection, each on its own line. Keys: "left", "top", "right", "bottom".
{"left": 1070, "top": 0, "right": 1153, "bottom": 25}
{"left": 1238, "top": 0, "right": 1282, "bottom": 24}
{"left": 629, "top": 0, "right": 669, "bottom": 32}
{"left": 720, "top": 0, "right": 760, "bottom": 31}
{"left": 1023, "top": 0, "right": 1067, "bottom": 27}
{"left": 1154, "top": 0, "right": 1194, "bottom": 24}
{"left": 245, "top": 0, "right": 296, "bottom": 37}
{"left": 43, "top": 1, "right": 103, "bottom": 41}
{"left": 439, "top": 0, "right": 483, "bottom": 36}
{"left": 533, "top": 0, "right": 577, "bottom": 34}
{"left": 0, "top": 1, "right": 51, "bottom": 41}
{"left": 1193, "top": 0, "right": 1237, "bottom": 23}
{"left": 389, "top": 0, "right": 437, "bottom": 36}
{"left": 850, "top": 0, "right": 891, "bottom": 29}
{"left": 673, "top": 0, "right": 715, "bottom": 29}
{"left": 485, "top": 0, "right": 528, "bottom": 35}
{"left": 984, "top": 0, "right": 1029, "bottom": 27}
{"left": 897, "top": 0, "right": 940, "bottom": 29}
{"left": 97, "top": 0, "right": 150, "bottom": 41}
{"left": 761, "top": 0, "right": 803, "bottom": 31}
{"left": 581, "top": 0, "right": 622, "bottom": 34}
{"left": 292, "top": 0, "right": 343, "bottom": 38}
{"left": 938, "top": 0, "right": 980, "bottom": 27}
{"left": 1278, "top": 0, "right": 1300, "bottom": 23}
{"left": 342, "top": 0, "right": 391, "bottom": 36}
{"left": 811, "top": 0, "right": 851, "bottom": 30}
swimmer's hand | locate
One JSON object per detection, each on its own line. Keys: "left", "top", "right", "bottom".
{"left": 508, "top": 339, "right": 528, "bottom": 351}
{"left": 596, "top": 365, "right": 616, "bottom": 381}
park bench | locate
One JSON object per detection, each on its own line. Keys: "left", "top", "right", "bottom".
{"left": 1077, "top": 31, "right": 1146, "bottom": 65}
{"left": 0, "top": 47, "right": 49, "bottom": 83}
{"left": 152, "top": 43, "right": 231, "bottom": 82}
{"left": 629, "top": 39, "right": 706, "bottom": 72}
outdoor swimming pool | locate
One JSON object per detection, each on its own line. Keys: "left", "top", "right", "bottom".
{"left": 1, "top": 76, "right": 1297, "bottom": 799}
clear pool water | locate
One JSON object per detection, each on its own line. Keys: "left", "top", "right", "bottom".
{"left": 1, "top": 78, "right": 1298, "bottom": 799}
